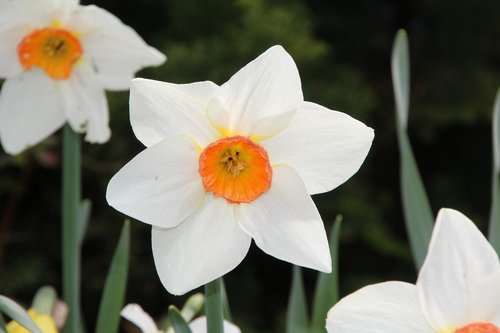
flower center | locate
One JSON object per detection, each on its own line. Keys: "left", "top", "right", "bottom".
{"left": 199, "top": 135, "right": 272, "bottom": 203}
{"left": 455, "top": 323, "right": 500, "bottom": 333}
{"left": 17, "top": 27, "right": 83, "bottom": 80}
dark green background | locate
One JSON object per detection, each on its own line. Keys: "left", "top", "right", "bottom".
{"left": 0, "top": 0, "right": 499, "bottom": 332}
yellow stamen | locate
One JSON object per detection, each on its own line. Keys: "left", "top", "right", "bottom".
{"left": 199, "top": 135, "right": 272, "bottom": 203}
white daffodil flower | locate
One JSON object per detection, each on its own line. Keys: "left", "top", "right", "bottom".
{"left": 326, "top": 208, "right": 500, "bottom": 333}
{"left": 0, "top": 0, "right": 166, "bottom": 154}
{"left": 120, "top": 304, "right": 241, "bottom": 333}
{"left": 107, "top": 45, "right": 374, "bottom": 295}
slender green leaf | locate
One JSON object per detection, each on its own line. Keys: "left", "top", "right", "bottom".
{"left": 286, "top": 266, "right": 308, "bottom": 333}
{"left": 310, "top": 216, "right": 342, "bottom": 333}
{"left": 220, "top": 278, "right": 233, "bottom": 322}
{"left": 204, "top": 278, "right": 223, "bottom": 333}
{"left": 489, "top": 88, "right": 500, "bottom": 254}
{"left": 0, "top": 312, "right": 6, "bottom": 333}
{"left": 391, "top": 29, "right": 434, "bottom": 269}
{"left": 180, "top": 293, "right": 204, "bottom": 323}
{"left": 399, "top": 133, "right": 434, "bottom": 268}
{"left": 95, "top": 221, "right": 130, "bottom": 333}
{"left": 0, "top": 295, "right": 42, "bottom": 333}
{"left": 169, "top": 306, "right": 193, "bottom": 333}
{"left": 391, "top": 29, "right": 410, "bottom": 131}
{"left": 77, "top": 200, "right": 92, "bottom": 245}
{"left": 32, "top": 286, "right": 56, "bottom": 315}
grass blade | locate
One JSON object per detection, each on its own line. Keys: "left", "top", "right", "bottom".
{"left": 0, "top": 295, "right": 42, "bottom": 333}
{"left": 95, "top": 221, "right": 130, "bottom": 333}
{"left": 310, "top": 216, "right": 342, "bottom": 333}
{"left": 391, "top": 29, "right": 434, "bottom": 269}
{"left": 286, "top": 266, "right": 308, "bottom": 333}
{"left": 169, "top": 306, "right": 193, "bottom": 333}
{"left": 489, "top": 88, "right": 500, "bottom": 254}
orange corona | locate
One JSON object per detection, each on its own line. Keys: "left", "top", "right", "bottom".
{"left": 199, "top": 135, "right": 272, "bottom": 203}
{"left": 455, "top": 323, "right": 500, "bottom": 333}
{"left": 17, "top": 27, "right": 83, "bottom": 79}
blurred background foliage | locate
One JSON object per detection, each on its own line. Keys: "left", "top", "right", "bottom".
{"left": 0, "top": 0, "right": 499, "bottom": 332}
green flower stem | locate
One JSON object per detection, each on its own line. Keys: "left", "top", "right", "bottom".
{"left": 62, "top": 124, "right": 82, "bottom": 333}
{"left": 205, "top": 278, "right": 223, "bottom": 333}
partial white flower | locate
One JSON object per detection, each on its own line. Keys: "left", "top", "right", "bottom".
{"left": 120, "top": 304, "right": 241, "bottom": 333}
{"left": 121, "top": 304, "right": 160, "bottom": 333}
{"left": 326, "top": 208, "right": 500, "bottom": 333}
{"left": 107, "top": 45, "right": 374, "bottom": 295}
{"left": 0, "top": 0, "right": 166, "bottom": 154}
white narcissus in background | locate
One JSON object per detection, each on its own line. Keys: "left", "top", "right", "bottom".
{"left": 0, "top": 0, "right": 166, "bottom": 154}
{"left": 120, "top": 304, "right": 241, "bottom": 333}
{"left": 326, "top": 208, "right": 500, "bottom": 333}
{"left": 107, "top": 45, "right": 374, "bottom": 295}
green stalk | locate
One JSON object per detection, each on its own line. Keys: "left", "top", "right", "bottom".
{"left": 62, "top": 125, "right": 82, "bottom": 333}
{"left": 204, "top": 278, "right": 223, "bottom": 333}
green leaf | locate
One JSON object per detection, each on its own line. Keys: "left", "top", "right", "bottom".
{"left": 180, "top": 293, "right": 204, "bottom": 323}
{"left": 0, "top": 295, "right": 42, "bottom": 333}
{"left": 391, "top": 29, "right": 410, "bottom": 131}
{"left": 32, "top": 286, "right": 56, "bottom": 315}
{"left": 95, "top": 221, "right": 130, "bottom": 333}
{"left": 489, "top": 88, "right": 500, "bottom": 254}
{"left": 220, "top": 278, "right": 233, "bottom": 322}
{"left": 77, "top": 200, "right": 92, "bottom": 245}
{"left": 310, "top": 216, "right": 342, "bottom": 333}
{"left": 286, "top": 266, "right": 308, "bottom": 333}
{"left": 168, "top": 306, "right": 193, "bottom": 333}
{"left": 0, "top": 312, "right": 6, "bottom": 333}
{"left": 391, "top": 29, "right": 434, "bottom": 269}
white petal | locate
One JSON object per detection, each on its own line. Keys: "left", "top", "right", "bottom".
{"left": 130, "top": 78, "right": 220, "bottom": 147}
{"left": 62, "top": 63, "right": 110, "bottom": 143}
{"left": 236, "top": 165, "right": 331, "bottom": 272}
{"left": 0, "top": 25, "right": 25, "bottom": 77}
{"left": 106, "top": 136, "right": 205, "bottom": 228}
{"left": 68, "top": 5, "right": 166, "bottom": 90}
{"left": 417, "top": 208, "right": 500, "bottom": 331}
{"left": 121, "top": 304, "right": 158, "bottom": 333}
{"left": 326, "top": 281, "right": 434, "bottom": 333}
{"left": 0, "top": 0, "right": 58, "bottom": 28}
{"left": 0, "top": 70, "right": 65, "bottom": 154}
{"left": 189, "top": 316, "right": 241, "bottom": 333}
{"left": 215, "top": 45, "right": 302, "bottom": 137}
{"left": 264, "top": 102, "right": 374, "bottom": 195}
{"left": 152, "top": 195, "right": 251, "bottom": 295}
{"left": 468, "top": 270, "right": 500, "bottom": 325}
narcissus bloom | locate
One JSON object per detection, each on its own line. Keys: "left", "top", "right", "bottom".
{"left": 0, "top": 0, "right": 166, "bottom": 154}
{"left": 120, "top": 304, "right": 241, "bottom": 333}
{"left": 326, "top": 208, "right": 500, "bottom": 333}
{"left": 107, "top": 45, "right": 374, "bottom": 295}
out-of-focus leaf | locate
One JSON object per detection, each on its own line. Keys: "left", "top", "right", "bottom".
{"left": 32, "top": 286, "right": 56, "bottom": 315}
{"left": 310, "top": 216, "right": 342, "bottom": 333}
{"left": 489, "top": 88, "right": 500, "bottom": 254}
{"left": 180, "top": 293, "right": 204, "bottom": 323}
{"left": 220, "top": 279, "right": 233, "bottom": 322}
{"left": 0, "top": 312, "right": 6, "bottom": 333}
{"left": 95, "top": 221, "right": 130, "bottom": 333}
{"left": 391, "top": 29, "right": 434, "bottom": 269}
{"left": 0, "top": 295, "right": 42, "bottom": 333}
{"left": 168, "top": 306, "right": 193, "bottom": 333}
{"left": 77, "top": 200, "right": 92, "bottom": 245}
{"left": 391, "top": 29, "right": 410, "bottom": 130}
{"left": 286, "top": 266, "right": 308, "bottom": 333}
